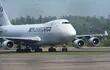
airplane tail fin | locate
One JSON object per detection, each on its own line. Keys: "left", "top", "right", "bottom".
{"left": 0, "top": 3, "right": 12, "bottom": 26}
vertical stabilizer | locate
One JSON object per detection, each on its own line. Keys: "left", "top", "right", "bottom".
{"left": 0, "top": 3, "right": 11, "bottom": 26}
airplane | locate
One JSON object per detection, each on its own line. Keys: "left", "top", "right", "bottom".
{"left": 0, "top": 3, "right": 108, "bottom": 52}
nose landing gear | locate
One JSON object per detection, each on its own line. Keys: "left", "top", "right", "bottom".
{"left": 62, "top": 45, "right": 68, "bottom": 52}
{"left": 62, "top": 47, "right": 68, "bottom": 52}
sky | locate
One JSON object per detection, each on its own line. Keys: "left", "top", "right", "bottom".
{"left": 1, "top": 0, "right": 110, "bottom": 19}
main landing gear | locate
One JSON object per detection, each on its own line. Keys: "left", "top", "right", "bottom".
{"left": 35, "top": 47, "right": 43, "bottom": 52}
{"left": 16, "top": 44, "right": 43, "bottom": 53}
{"left": 16, "top": 47, "right": 31, "bottom": 53}
{"left": 16, "top": 44, "right": 68, "bottom": 52}
{"left": 16, "top": 44, "right": 23, "bottom": 53}
{"left": 48, "top": 46, "right": 68, "bottom": 52}
{"left": 48, "top": 47, "right": 56, "bottom": 52}
{"left": 16, "top": 44, "right": 31, "bottom": 53}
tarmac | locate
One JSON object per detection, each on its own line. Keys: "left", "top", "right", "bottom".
{"left": 0, "top": 47, "right": 110, "bottom": 70}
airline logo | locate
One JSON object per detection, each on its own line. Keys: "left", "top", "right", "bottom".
{"left": 28, "top": 27, "right": 52, "bottom": 32}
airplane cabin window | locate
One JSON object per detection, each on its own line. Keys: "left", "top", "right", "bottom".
{"left": 62, "top": 22, "right": 70, "bottom": 24}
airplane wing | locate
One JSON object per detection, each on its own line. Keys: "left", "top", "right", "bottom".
{"left": 75, "top": 31, "right": 108, "bottom": 38}
{"left": 0, "top": 36, "right": 41, "bottom": 42}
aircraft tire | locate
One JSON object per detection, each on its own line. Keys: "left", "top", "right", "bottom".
{"left": 16, "top": 49, "right": 23, "bottom": 53}
{"left": 24, "top": 48, "right": 31, "bottom": 53}
{"left": 62, "top": 47, "right": 68, "bottom": 52}
{"left": 48, "top": 47, "right": 56, "bottom": 52}
{"left": 35, "top": 47, "right": 43, "bottom": 52}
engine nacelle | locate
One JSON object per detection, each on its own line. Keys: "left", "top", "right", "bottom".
{"left": 72, "top": 39, "right": 85, "bottom": 48}
{"left": 2, "top": 40, "right": 14, "bottom": 49}
{"left": 89, "top": 37, "right": 100, "bottom": 46}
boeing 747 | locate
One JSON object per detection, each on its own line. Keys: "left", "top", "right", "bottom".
{"left": 0, "top": 3, "right": 108, "bottom": 52}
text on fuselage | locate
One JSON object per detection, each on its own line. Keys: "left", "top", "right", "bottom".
{"left": 28, "top": 27, "right": 52, "bottom": 32}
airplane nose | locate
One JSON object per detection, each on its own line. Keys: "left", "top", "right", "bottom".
{"left": 63, "top": 24, "right": 76, "bottom": 42}
{"left": 67, "top": 24, "right": 76, "bottom": 36}
{"left": 59, "top": 23, "right": 76, "bottom": 42}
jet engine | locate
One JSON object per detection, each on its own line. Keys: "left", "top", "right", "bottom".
{"left": 88, "top": 37, "right": 100, "bottom": 46}
{"left": 72, "top": 39, "right": 84, "bottom": 48}
{"left": 2, "top": 40, "right": 14, "bottom": 49}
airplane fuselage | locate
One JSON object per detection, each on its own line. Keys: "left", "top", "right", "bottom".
{"left": 0, "top": 20, "right": 76, "bottom": 45}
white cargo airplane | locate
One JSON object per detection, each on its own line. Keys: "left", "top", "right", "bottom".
{"left": 0, "top": 3, "right": 108, "bottom": 52}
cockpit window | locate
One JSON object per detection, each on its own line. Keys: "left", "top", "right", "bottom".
{"left": 62, "top": 22, "right": 70, "bottom": 24}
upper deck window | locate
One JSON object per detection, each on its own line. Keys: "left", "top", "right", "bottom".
{"left": 62, "top": 22, "right": 70, "bottom": 24}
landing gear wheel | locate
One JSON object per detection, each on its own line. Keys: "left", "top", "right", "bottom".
{"left": 16, "top": 48, "right": 23, "bottom": 53}
{"left": 48, "top": 47, "right": 56, "bottom": 52}
{"left": 35, "top": 47, "right": 43, "bottom": 52}
{"left": 24, "top": 48, "right": 31, "bottom": 53}
{"left": 16, "top": 44, "right": 23, "bottom": 53}
{"left": 62, "top": 47, "right": 68, "bottom": 52}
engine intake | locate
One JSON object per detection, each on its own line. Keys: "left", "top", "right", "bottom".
{"left": 89, "top": 37, "right": 100, "bottom": 46}
{"left": 72, "top": 39, "right": 84, "bottom": 48}
{"left": 2, "top": 40, "right": 14, "bottom": 49}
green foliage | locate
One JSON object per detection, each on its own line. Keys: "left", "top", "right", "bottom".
{"left": 11, "top": 16, "right": 37, "bottom": 25}
{"left": 11, "top": 16, "right": 57, "bottom": 25}
{"left": 61, "top": 16, "right": 110, "bottom": 34}
{"left": 101, "top": 39, "right": 110, "bottom": 46}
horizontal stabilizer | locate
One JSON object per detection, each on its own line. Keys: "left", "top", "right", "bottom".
{"left": 104, "top": 30, "right": 108, "bottom": 36}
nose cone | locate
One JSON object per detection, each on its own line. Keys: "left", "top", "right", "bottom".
{"left": 67, "top": 24, "right": 76, "bottom": 42}
{"left": 62, "top": 24, "right": 76, "bottom": 42}
{"left": 67, "top": 24, "right": 76, "bottom": 37}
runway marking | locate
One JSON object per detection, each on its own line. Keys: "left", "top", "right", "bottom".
{"left": 0, "top": 63, "right": 28, "bottom": 65}
{"left": 43, "top": 60, "right": 110, "bottom": 63}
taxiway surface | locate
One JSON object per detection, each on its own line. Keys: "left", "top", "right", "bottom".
{"left": 0, "top": 48, "right": 110, "bottom": 70}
